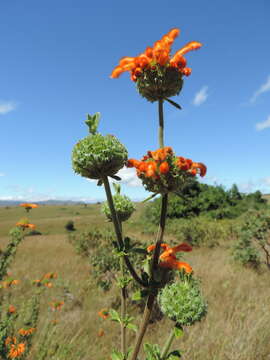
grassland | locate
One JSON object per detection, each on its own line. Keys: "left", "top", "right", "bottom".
{"left": 1, "top": 204, "right": 270, "bottom": 360}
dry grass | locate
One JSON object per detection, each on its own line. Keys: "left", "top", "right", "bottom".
{"left": 1, "top": 205, "right": 270, "bottom": 359}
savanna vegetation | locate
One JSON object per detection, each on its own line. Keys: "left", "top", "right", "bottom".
{"left": 0, "top": 191, "right": 270, "bottom": 360}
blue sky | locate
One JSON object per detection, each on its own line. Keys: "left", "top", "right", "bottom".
{"left": 0, "top": 0, "right": 270, "bottom": 202}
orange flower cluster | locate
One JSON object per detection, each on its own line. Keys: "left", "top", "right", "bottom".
{"left": 19, "top": 203, "right": 38, "bottom": 210}
{"left": 147, "top": 243, "right": 193, "bottom": 273}
{"left": 111, "top": 28, "right": 202, "bottom": 82}
{"left": 15, "top": 218, "right": 35, "bottom": 230}
{"left": 18, "top": 327, "right": 36, "bottom": 336}
{"left": 1, "top": 279, "right": 20, "bottom": 289}
{"left": 8, "top": 305, "right": 16, "bottom": 314}
{"left": 98, "top": 309, "right": 109, "bottom": 320}
{"left": 49, "top": 301, "right": 64, "bottom": 311}
{"left": 127, "top": 147, "right": 206, "bottom": 194}
{"left": 32, "top": 273, "right": 57, "bottom": 288}
{"left": 5, "top": 337, "right": 26, "bottom": 359}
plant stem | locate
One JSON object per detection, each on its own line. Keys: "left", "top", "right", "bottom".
{"left": 102, "top": 176, "right": 147, "bottom": 288}
{"left": 160, "top": 328, "right": 175, "bottom": 359}
{"left": 158, "top": 99, "right": 164, "bottom": 148}
{"left": 130, "top": 99, "right": 168, "bottom": 360}
{"left": 119, "top": 221, "right": 127, "bottom": 358}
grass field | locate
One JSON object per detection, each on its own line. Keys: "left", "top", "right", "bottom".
{"left": 1, "top": 204, "right": 270, "bottom": 360}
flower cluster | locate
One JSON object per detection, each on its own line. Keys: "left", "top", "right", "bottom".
{"left": 49, "top": 301, "right": 64, "bottom": 311}
{"left": 15, "top": 218, "right": 35, "bottom": 230}
{"left": 19, "top": 203, "right": 38, "bottom": 212}
{"left": 98, "top": 309, "right": 109, "bottom": 320}
{"left": 5, "top": 337, "right": 26, "bottom": 359}
{"left": 147, "top": 242, "right": 193, "bottom": 274}
{"left": 111, "top": 28, "right": 202, "bottom": 101}
{"left": 127, "top": 147, "right": 206, "bottom": 194}
{"left": 18, "top": 327, "right": 36, "bottom": 337}
{"left": 32, "top": 272, "right": 57, "bottom": 288}
{"left": 1, "top": 279, "right": 20, "bottom": 289}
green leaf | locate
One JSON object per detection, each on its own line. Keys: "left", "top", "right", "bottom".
{"left": 165, "top": 98, "right": 182, "bottom": 110}
{"left": 111, "top": 349, "right": 125, "bottom": 360}
{"left": 131, "top": 290, "right": 142, "bottom": 301}
{"left": 174, "top": 325, "right": 184, "bottom": 339}
{"left": 109, "top": 309, "right": 121, "bottom": 323}
{"left": 131, "top": 247, "right": 148, "bottom": 255}
{"left": 144, "top": 343, "right": 161, "bottom": 360}
{"left": 126, "top": 323, "right": 138, "bottom": 332}
{"left": 85, "top": 112, "right": 101, "bottom": 134}
{"left": 113, "top": 183, "right": 121, "bottom": 194}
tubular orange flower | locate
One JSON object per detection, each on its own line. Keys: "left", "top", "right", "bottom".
{"left": 43, "top": 272, "right": 57, "bottom": 279}
{"left": 110, "top": 28, "right": 202, "bottom": 102}
{"left": 147, "top": 242, "right": 193, "bottom": 274}
{"left": 159, "top": 161, "right": 169, "bottom": 174}
{"left": 18, "top": 328, "right": 36, "bottom": 336}
{"left": 98, "top": 309, "right": 109, "bottom": 320}
{"left": 16, "top": 218, "right": 36, "bottom": 230}
{"left": 19, "top": 203, "right": 38, "bottom": 213}
{"left": 8, "top": 342, "right": 26, "bottom": 359}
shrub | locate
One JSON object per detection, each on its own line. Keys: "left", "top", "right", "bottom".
{"left": 65, "top": 220, "right": 75, "bottom": 232}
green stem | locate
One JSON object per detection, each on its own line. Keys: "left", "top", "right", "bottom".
{"left": 130, "top": 100, "right": 168, "bottom": 360}
{"left": 102, "top": 176, "right": 147, "bottom": 288}
{"left": 160, "top": 328, "right": 175, "bottom": 359}
{"left": 119, "top": 222, "right": 127, "bottom": 359}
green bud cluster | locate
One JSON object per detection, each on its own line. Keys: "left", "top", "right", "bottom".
{"left": 136, "top": 65, "right": 183, "bottom": 102}
{"left": 158, "top": 278, "right": 207, "bottom": 326}
{"left": 102, "top": 194, "right": 135, "bottom": 222}
{"left": 72, "top": 133, "right": 128, "bottom": 180}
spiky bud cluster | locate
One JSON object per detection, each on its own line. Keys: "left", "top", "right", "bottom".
{"left": 72, "top": 114, "right": 128, "bottom": 180}
{"left": 136, "top": 65, "right": 183, "bottom": 102}
{"left": 102, "top": 194, "right": 135, "bottom": 222}
{"left": 158, "top": 278, "right": 207, "bottom": 326}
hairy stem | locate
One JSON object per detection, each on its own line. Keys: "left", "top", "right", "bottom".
{"left": 160, "top": 328, "right": 176, "bottom": 359}
{"left": 130, "top": 99, "right": 168, "bottom": 360}
{"left": 102, "top": 176, "right": 147, "bottom": 288}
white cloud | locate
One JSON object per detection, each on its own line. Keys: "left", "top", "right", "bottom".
{"left": 192, "top": 86, "right": 208, "bottom": 106}
{"left": 0, "top": 101, "right": 17, "bottom": 115}
{"left": 255, "top": 115, "right": 270, "bottom": 131}
{"left": 87, "top": 167, "right": 142, "bottom": 187}
{"left": 0, "top": 173, "right": 5, "bottom": 177}
{"left": 250, "top": 75, "right": 270, "bottom": 103}
{"left": 261, "top": 177, "right": 270, "bottom": 187}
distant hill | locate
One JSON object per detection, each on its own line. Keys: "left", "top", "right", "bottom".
{"left": 0, "top": 200, "right": 95, "bottom": 207}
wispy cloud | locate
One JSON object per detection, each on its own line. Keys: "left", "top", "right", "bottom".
{"left": 0, "top": 173, "right": 5, "bottom": 177}
{"left": 0, "top": 101, "right": 17, "bottom": 115}
{"left": 88, "top": 167, "right": 142, "bottom": 187}
{"left": 250, "top": 75, "right": 270, "bottom": 103}
{"left": 192, "top": 86, "right": 208, "bottom": 106}
{"left": 255, "top": 115, "right": 270, "bottom": 131}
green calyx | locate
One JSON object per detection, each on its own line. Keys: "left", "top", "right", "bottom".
{"left": 158, "top": 278, "right": 207, "bottom": 326}
{"left": 136, "top": 65, "right": 183, "bottom": 102}
{"left": 72, "top": 114, "right": 128, "bottom": 180}
{"left": 102, "top": 185, "right": 135, "bottom": 222}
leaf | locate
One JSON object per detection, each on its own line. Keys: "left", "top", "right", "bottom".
{"left": 97, "top": 179, "right": 103, "bottom": 186}
{"left": 111, "top": 349, "right": 125, "bottom": 360}
{"left": 126, "top": 323, "right": 138, "bottom": 332}
{"left": 85, "top": 112, "right": 101, "bottom": 134}
{"left": 109, "top": 309, "right": 121, "bottom": 323}
{"left": 111, "top": 175, "right": 122, "bottom": 181}
{"left": 167, "top": 350, "right": 182, "bottom": 359}
{"left": 165, "top": 98, "right": 182, "bottom": 109}
{"left": 144, "top": 343, "right": 161, "bottom": 360}
{"left": 131, "top": 247, "right": 148, "bottom": 255}
{"left": 113, "top": 182, "right": 121, "bottom": 194}
{"left": 131, "top": 290, "right": 142, "bottom": 301}
{"left": 142, "top": 193, "right": 158, "bottom": 203}
{"left": 174, "top": 325, "right": 184, "bottom": 339}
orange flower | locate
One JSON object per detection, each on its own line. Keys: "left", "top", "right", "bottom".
{"left": 49, "top": 301, "right": 64, "bottom": 311}
{"left": 159, "top": 161, "right": 169, "bottom": 174}
{"left": 16, "top": 218, "right": 35, "bottom": 230}
{"left": 98, "top": 328, "right": 105, "bottom": 337}
{"left": 44, "top": 282, "right": 53, "bottom": 288}
{"left": 8, "top": 342, "right": 26, "bottom": 358}
{"left": 8, "top": 305, "right": 16, "bottom": 314}
{"left": 1, "top": 279, "right": 20, "bottom": 289}
{"left": 18, "top": 328, "right": 36, "bottom": 336}
{"left": 98, "top": 309, "right": 109, "bottom": 320}
{"left": 110, "top": 28, "right": 202, "bottom": 81}
{"left": 147, "top": 242, "right": 193, "bottom": 274}
{"left": 5, "top": 336, "right": 16, "bottom": 346}
{"left": 43, "top": 272, "right": 57, "bottom": 280}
